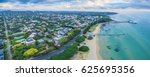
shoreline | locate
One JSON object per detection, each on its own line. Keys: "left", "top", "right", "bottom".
{"left": 85, "top": 23, "right": 103, "bottom": 60}
{"left": 72, "top": 23, "right": 104, "bottom": 60}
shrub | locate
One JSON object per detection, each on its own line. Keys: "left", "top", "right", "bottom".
{"left": 13, "top": 43, "right": 22, "bottom": 49}
{"left": 87, "top": 36, "right": 93, "bottom": 40}
{"left": 79, "top": 46, "right": 90, "bottom": 52}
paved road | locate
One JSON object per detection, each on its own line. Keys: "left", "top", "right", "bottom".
{"left": 31, "top": 32, "right": 82, "bottom": 60}
{"left": 3, "top": 16, "right": 12, "bottom": 60}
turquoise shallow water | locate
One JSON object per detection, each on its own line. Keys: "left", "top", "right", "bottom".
{"left": 99, "top": 12, "right": 150, "bottom": 60}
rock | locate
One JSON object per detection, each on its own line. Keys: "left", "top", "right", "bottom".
{"left": 110, "top": 57, "right": 114, "bottom": 60}
{"left": 114, "top": 48, "right": 120, "bottom": 52}
{"left": 107, "top": 46, "right": 111, "bottom": 50}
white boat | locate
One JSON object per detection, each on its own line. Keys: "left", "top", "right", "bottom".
{"left": 128, "top": 20, "right": 138, "bottom": 24}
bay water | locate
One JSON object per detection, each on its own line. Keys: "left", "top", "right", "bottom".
{"left": 99, "top": 12, "right": 150, "bottom": 60}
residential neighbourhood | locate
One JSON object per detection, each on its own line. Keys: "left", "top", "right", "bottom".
{"left": 0, "top": 15, "right": 4, "bottom": 60}
{"left": 0, "top": 11, "right": 112, "bottom": 60}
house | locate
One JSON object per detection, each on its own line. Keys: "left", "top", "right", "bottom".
{"left": 25, "top": 38, "right": 35, "bottom": 45}
{"left": 31, "top": 20, "right": 38, "bottom": 23}
{"left": 15, "top": 39, "right": 26, "bottom": 43}
{"left": 0, "top": 32, "right": 4, "bottom": 37}
{"left": 29, "top": 33, "right": 36, "bottom": 38}
{"left": 87, "top": 32, "right": 94, "bottom": 38}
{"left": 38, "top": 39, "right": 44, "bottom": 43}
{"left": 44, "top": 32, "right": 49, "bottom": 36}
{"left": 54, "top": 35, "right": 63, "bottom": 40}
{"left": 0, "top": 49, "right": 4, "bottom": 60}
{"left": 37, "top": 39, "right": 44, "bottom": 44}
{"left": 0, "top": 39, "right": 3, "bottom": 49}
{"left": 43, "top": 37, "right": 53, "bottom": 43}
{"left": 14, "top": 36, "right": 24, "bottom": 40}
{"left": 37, "top": 39, "right": 45, "bottom": 47}
{"left": 54, "top": 41, "right": 61, "bottom": 47}
{"left": 14, "top": 36, "right": 25, "bottom": 43}
{"left": 12, "top": 32, "right": 24, "bottom": 36}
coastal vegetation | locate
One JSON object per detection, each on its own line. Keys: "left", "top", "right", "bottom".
{"left": 75, "top": 36, "right": 86, "bottom": 43}
{"left": 79, "top": 46, "right": 90, "bottom": 52}
{"left": 83, "top": 15, "right": 111, "bottom": 34}
{"left": 45, "top": 15, "right": 111, "bottom": 60}
{"left": 87, "top": 36, "right": 93, "bottom": 40}
{"left": 89, "top": 24, "right": 99, "bottom": 32}
{"left": 49, "top": 34, "right": 90, "bottom": 60}
{"left": 50, "top": 43, "right": 78, "bottom": 60}
{"left": 58, "top": 37, "right": 67, "bottom": 45}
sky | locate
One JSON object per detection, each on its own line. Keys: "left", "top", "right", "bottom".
{"left": 0, "top": 0, "right": 150, "bottom": 11}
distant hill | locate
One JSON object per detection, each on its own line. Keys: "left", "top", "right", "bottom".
{"left": 49, "top": 11, "right": 118, "bottom": 16}
{"left": 0, "top": 10, "right": 117, "bottom": 16}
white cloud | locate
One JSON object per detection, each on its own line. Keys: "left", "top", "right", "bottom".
{"left": 0, "top": 2, "right": 69, "bottom": 10}
{"left": 0, "top": 2, "right": 15, "bottom": 9}
{"left": 61, "top": 0, "right": 115, "bottom": 11}
{"left": 0, "top": 0, "right": 150, "bottom": 11}
{"left": 0, "top": 0, "right": 115, "bottom": 10}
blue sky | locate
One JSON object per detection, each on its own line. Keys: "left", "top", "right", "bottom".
{"left": 0, "top": 0, "right": 150, "bottom": 11}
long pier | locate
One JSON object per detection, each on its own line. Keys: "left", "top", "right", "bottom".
{"left": 99, "top": 33, "right": 125, "bottom": 36}
{"left": 110, "top": 20, "right": 137, "bottom": 24}
{"left": 111, "top": 21, "right": 129, "bottom": 23}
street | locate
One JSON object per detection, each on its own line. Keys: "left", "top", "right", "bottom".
{"left": 31, "top": 32, "right": 82, "bottom": 60}
{"left": 3, "top": 16, "right": 12, "bottom": 60}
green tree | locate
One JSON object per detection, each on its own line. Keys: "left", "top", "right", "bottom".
{"left": 58, "top": 37, "right": 67, "bottom": 45}
{"left": 50, "top": 43, "right": 78, "bottom": 60}
{"left": 12, "top": 45, "right": 26, "bottom": 60}
{"left": 79, "top": 46, "right": 90, "bottom": 52}
{"left": 76, "top": 36, "right": 85, "bottom": 43}
{"left": 23, "top": 48, "right": 38, "bottom": 57}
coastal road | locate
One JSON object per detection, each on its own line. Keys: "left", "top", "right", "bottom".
{"left": 31, "top": 32, "right": 82, "bottom": 60}
{"left": 3, "top": 16, "right": 12, "bottom": 60}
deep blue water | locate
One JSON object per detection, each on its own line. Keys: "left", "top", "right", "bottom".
{"left": 99, "top": 12, "right": 150, "bottom": 60}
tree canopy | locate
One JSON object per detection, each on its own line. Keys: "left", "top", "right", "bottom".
{"left": 79, "top": 46, "right": 90, "bottom": 52}
{"left": 23, "top": 48, "right": 38, "bottom": 57}
{"left": 13, "top": 43, "right": 22, "bottom": 49}
{"left": 50, "top": 43, "right": 78, "bottom": 60}
{"left": 75, "top": 36, "right": 85, "bottom": 43}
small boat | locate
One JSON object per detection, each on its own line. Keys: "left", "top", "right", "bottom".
{"left": 128, "top": 20, "right": 138, "bottom": 24}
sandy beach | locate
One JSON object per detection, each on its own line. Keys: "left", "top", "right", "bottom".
{"left": 72, "top": 24, "right": 103, "bottom": 60}
{"left": 85, "top": 24, "right": 103, "bottom": 60}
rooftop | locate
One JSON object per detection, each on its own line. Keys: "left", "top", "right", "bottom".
{"left": 0, "top": 49, "right": 4, "bottom": 56}
{"left": 0, "top": 39, "right": 3, "bottom": 47}
{"left": 26, "top": 38, "right": 34, "bottom": 42}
